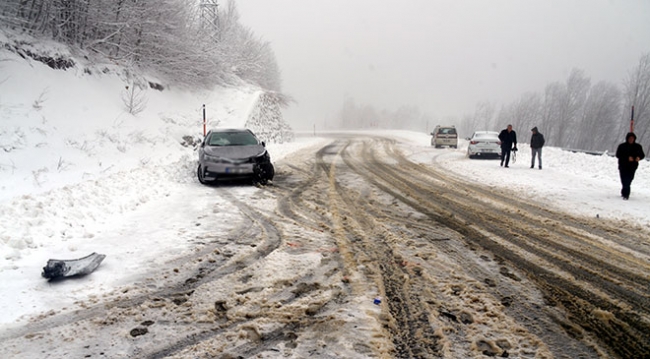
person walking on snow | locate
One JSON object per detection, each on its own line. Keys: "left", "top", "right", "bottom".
{"left": 530, "top": 127, "right": 545, "bottom": 169}
{"left": 615, "top": 132, "right": 645, "bottom": 200}
{"left": 499, "top": 124, "right": 517, "bottom": 167}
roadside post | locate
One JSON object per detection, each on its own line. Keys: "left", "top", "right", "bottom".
{"left": 203, "top": 104, "right": 206, "bottom": 136}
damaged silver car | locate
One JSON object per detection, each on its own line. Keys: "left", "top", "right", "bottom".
{"left": 197, "top": 128, "right": 275, "bottom": 185}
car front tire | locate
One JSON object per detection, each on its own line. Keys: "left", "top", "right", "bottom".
{"left": 197, "top": 164, "right": 211, "bottom": 185}
{"left": 254, "top": 163, "right": 274, "bottom": 186}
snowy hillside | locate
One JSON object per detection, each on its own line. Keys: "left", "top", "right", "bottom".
{"left": 0, "top": 37, "right": 299, "bottom": 262}
{"left": 0, "top": 39, "right": 289, "bottom": 197}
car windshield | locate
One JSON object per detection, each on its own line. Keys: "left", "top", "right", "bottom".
{"left": 207, "top": 131, "right": 259, "bottom": 146}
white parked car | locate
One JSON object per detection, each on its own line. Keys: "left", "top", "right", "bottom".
{"left": 467, "top": 131, "right": 501, "bottom": 159}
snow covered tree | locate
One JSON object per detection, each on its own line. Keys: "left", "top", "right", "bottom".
{"left": 206, "top": 1, "right": 282, "bottom": 91}
{"left": 0, "top": 0, "right": 284, "bottom": 92}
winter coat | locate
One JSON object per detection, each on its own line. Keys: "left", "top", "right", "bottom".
{"left": 616, "top": 132, "right": 645, "bottom": 171}
{"left": 530, "top": 127, "right": 545, "bottom": 149}
{"left": 499, "top": 129, "right": 517, "bottom": 150}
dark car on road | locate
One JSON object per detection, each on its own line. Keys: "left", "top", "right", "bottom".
{"left": 197, "top": 128, "right": 274, "bottom": 185}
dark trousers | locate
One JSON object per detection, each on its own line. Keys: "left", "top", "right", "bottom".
{"left": 501, "top": 148, "right": 512, "bottom": 166}
{"left": 531, "top": 148, "right": 542, "bottom": 168}
{"left": 619, "top": 169, "right": 636, "bottom": 198}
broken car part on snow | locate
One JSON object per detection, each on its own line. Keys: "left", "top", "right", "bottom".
{"left": 41, "top": 252, "right": 106, "bottom": 280}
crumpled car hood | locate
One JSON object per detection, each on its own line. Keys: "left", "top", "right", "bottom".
{"left": 204, "top": 144, "right": 266, "bottom": 159}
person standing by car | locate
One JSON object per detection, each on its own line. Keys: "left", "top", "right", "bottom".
{"left": 616, "top": 132, "right": 645, "bottom": 200}
{"left": 498, "top": 124, "right": 517, "bottom": 167}
{"left": 530, "top": 127, "right": 545, "bottom": 169}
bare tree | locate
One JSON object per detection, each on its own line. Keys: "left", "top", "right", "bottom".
{"left": 121, "top": 83, "right": 147, "bottom": 115}
{"left": 577, "top": 81, "right": 621, "bottom": 151}
{"left": 560, "top": 69, "right": 591, "bottom": 147}
{"left": 622, "top": 53, "right": 650, "bottom": 146}
{"left": 541, "top": 69, "right": 590, "bottom": 148}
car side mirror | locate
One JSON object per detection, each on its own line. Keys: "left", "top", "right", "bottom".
{"left": 430, "top": 132, "right": 435, "bottom": 136}
{"left": 261, "top": 141, "right": 266, "bottom": 147}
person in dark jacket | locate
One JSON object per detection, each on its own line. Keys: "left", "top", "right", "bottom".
{"left": 615, "top": 132, "right": 645, "bottom": 200}
{"left": 530, "top": 127, "right": 545, "bottom": 169}
{"left": 498, "top": 124, "right": 517, "bottom": 167}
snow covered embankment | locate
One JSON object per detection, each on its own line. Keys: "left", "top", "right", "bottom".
{"left": 0, "top": 41, "right": 292, "bottom": 270}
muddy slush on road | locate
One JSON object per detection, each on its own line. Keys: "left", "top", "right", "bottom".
{"left": 1, "top": 134, "right": 649, "bottom": 358}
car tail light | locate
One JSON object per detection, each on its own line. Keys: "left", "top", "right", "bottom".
{"left": 470, "top": 140, "right": 479, "bottom": 145}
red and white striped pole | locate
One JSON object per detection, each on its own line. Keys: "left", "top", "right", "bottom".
{"left": 203, "top": 104, "right": 206, "bottom": 136}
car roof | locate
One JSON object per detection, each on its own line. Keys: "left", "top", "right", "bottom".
{"left": 209, "top": 128, "right": 251, "bottom": 133}
{"left": 473, "top": 131, "right": 499, "bottom": 135}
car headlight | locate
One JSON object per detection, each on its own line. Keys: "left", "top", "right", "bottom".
{"left": 254, "top": 150, "right": 271, "bottom": 163}
{"left": 203, "top": 153, "right": 223, "bottom": 162}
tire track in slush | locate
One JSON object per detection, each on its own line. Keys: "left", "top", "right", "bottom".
{"left": 314, "top": 141, "right": 446, "bottom": 358}
{"left": 346, "top": 136, "right": 650, "bottom": 358}
{"left": 276, "top": 137, "right": 602, "bottom": 358}
{"left": 383, "top": 141, "right": 650, "bottom": 315}
{"left": 335, "top": 140, "right": 565, "bottom": 357}
{"left": 0, "top": 189, "right": 312, "bottom": 359}
{"left": 385, "top": 140, "right": 650, "bottom": 293}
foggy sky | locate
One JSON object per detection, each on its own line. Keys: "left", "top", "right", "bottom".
{"left": 237, "top": 0, "right": 650, "bottom": 130}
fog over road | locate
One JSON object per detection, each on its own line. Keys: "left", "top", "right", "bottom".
{"left": 2, "top": 135, "right": 649, "bottom": 359}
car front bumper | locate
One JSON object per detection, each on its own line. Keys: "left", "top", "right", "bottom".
{"left": 201, "top": 162, "right": 255, "bottom": 180}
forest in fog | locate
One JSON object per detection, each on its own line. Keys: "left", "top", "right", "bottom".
{"left": 2, "top": 1, "right": 649, "bottom": 152}
{"left": 336, "top": 56, "right": 650, "bottom": 153}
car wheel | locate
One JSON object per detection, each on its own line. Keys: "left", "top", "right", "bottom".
{"left": 197, "top": 164, "right": 210, "bottom": 185}
{"left": 253, "top": 163, "right": 274, "bottom": 186}
{"left": 255, "top": 178, "right": 269, "bottom": 186}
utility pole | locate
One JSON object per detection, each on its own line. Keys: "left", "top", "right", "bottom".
{"left": 200, "top": 0, "right": 220, "bottom": 42}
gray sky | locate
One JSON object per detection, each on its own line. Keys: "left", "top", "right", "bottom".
{"left": 237, "top": 0, "right": 650, "bottom": 130}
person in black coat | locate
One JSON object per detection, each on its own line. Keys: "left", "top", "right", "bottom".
{"left": 615, "top": 132, "right": 645, "bottom": 200}
{"left": 530, "top": 127, "right": 545, "bottom": 169}
{"left": 498, "top": 124, "right": 517, "bottom": 167}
